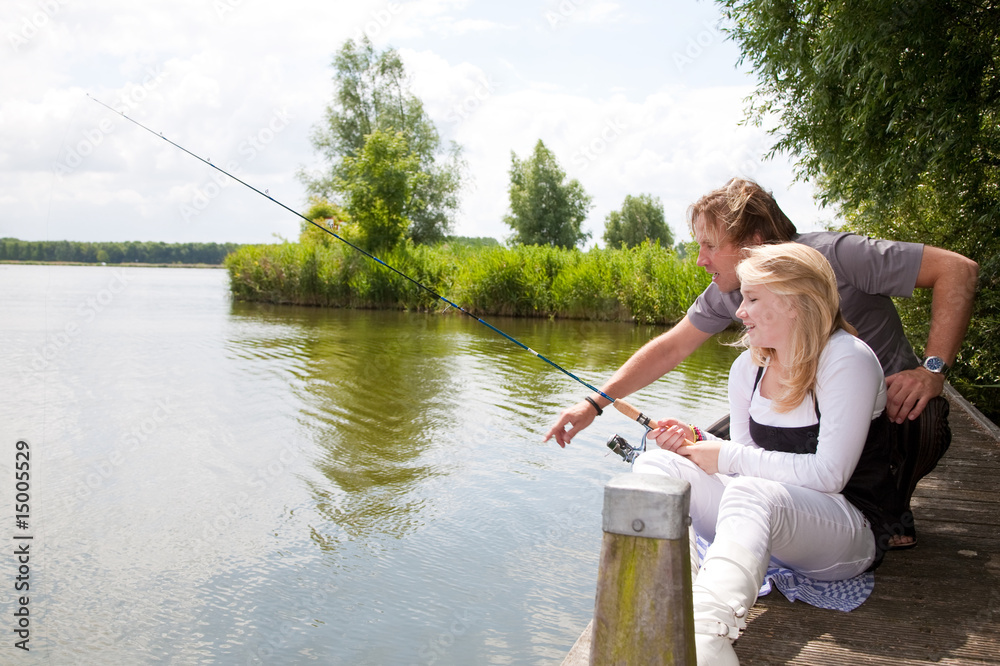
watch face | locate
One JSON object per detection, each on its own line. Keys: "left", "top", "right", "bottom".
{"left": 924, "top": 356, "right": 946, "bottom": 373}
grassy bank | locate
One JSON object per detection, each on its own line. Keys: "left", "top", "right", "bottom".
{"left": 224, "top": 240, "right": 710, "bottom": 325}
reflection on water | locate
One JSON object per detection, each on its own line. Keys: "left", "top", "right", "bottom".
{"left": 0, "top": 264, "right": 739, "bottom": 664}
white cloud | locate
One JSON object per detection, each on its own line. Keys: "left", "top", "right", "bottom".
{"left": 0, "top": 0, "right": 827, "bottom": 245}
{"left": 403, "top": 49, "right": 818, "bottom": 245}
{"left": 383, "top": 0, "right": 489, "bottom": 40}
{"left": 575, "top": 2, "right": 625, "bottom": 24}
{"left": 538, "top": 0, "right": 626, "bottom": 30}
{"left": 435, "top": 18, "right": 508, "bottom": 37}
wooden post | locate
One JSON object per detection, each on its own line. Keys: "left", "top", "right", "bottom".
{"left": 589, "top": 472, "right": 695, "bottom": 665}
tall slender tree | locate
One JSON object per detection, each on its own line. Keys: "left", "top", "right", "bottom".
{"left": 503, "top": 140, "right": 592, "bottom": 248}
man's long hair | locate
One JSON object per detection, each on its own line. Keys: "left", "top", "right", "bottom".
{"left": 688, "top": 178, "right": 797, "bottom": 247}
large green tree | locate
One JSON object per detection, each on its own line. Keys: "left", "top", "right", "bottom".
{"left": 301, "top": 37, "right": 465, "bottom": 247}
{"left": 504, "top": 140, "right": 593, "bottom": 248}
{"left": 718, "top": 0, "right": 999, "bottom": 258}
{"left": 718, "top": 0, "right": 1000, "bottom": 415}
{"left": 603, "top": 194, "right": 673, "bottom": 248}
{"left": 338, "top": 129, "right": 424, "bottom": 251}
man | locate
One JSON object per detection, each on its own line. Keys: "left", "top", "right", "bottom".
{"left": 545, "top": 178, "right": 978, "bottom": 549}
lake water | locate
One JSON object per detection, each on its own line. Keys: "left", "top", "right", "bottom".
{"left": 0, "top": 264, "right": 739, "bottom": 665}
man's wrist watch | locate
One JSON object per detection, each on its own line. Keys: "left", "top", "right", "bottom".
{"left": 921, "top": 356, "right": 950, "bottom": 375}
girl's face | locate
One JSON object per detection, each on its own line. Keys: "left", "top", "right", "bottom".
{"left": 735, "top": 283, "right": 796, "bottom": 353}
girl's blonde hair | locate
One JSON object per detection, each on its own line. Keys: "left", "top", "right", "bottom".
{"left": 736, "top": 243, "right": 856, "bottom": 412}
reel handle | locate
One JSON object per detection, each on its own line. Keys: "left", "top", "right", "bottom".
{"left": 612, "top": 398, "right": 696, "bottom": 446}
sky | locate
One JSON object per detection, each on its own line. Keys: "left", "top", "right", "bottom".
{"left": 0, "top": 0, "right": 835, "bottom": 246}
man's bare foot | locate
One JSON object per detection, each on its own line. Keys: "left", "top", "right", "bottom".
{"left": 888, "top": 533, "right": 916, "bottom": 549}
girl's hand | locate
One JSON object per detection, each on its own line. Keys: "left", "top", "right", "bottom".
{"left": 649, "top": 418, "right": 695, "bottom": 453}
{"left": 679, "top": 440, "right": 722, "bottom": 475}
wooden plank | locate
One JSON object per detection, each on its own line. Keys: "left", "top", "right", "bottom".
{"left": 918, "top": 476, "right": 999, "bottom": 491}
{"left": 740, "top": 582, "right": 1000, "bottom": 663}
{"left": 907, "top": 502, "right": 1000, "bottom": 527}
{"left": 561, "top": 620, "right": 592, "bottom": 666}
{"left": 911, "top": 485, "right": 1000, "bottom": 502}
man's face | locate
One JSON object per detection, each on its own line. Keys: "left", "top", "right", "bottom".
{"left": 693, "top": 214, "right": 744, "bottom": 293}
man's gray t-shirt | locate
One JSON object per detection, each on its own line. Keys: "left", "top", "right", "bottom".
{"left": 686, "top": 231, "right": 924, "bottom": 377}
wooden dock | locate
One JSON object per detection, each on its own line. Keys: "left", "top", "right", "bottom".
{"left": 564, "top": 386, "right": 1000, "bottom": 665}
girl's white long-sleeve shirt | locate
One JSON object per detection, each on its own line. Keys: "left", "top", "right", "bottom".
{"left": 717, "top": 329, "right": 887, "bottom": 494}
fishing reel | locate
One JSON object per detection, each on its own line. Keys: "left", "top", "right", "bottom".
{"left": 606, "top": 433, "right": 645, "bottom": 464}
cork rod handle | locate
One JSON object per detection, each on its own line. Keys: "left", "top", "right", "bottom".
{"left": 611, "top": 398, "right": 652, "bottom": 429}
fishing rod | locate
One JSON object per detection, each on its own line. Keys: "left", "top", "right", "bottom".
{"left": 87, "top": 94, "right": 660, "bottom": 450}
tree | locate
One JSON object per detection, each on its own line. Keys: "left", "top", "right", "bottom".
{"left": 717, "top": 0, "right": 1000, "bottom": 416}
{"left": 504, "top": 140, "right": 593, "bottom": 248}
{"left": 338, "top": 129, "right": 423, "bottom": 251}
{"left": 301, "top": 37, "right": 465, "bottom": 247}
{"left": 717, "top": 0, "right": 1000, "bottom": 259}
{"left": 603, "top": 194, "right": 673, "bottom": 248}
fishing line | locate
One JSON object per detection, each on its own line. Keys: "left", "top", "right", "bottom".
{"left": 87, "top": 94, "right": 659, "bottom": 433}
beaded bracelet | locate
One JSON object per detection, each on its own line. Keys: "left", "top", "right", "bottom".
{"left": 584, "top": 396, "right": 603, "bottom": 416}
{"left": 690, "top": 424, "right": 704, "bottom": 442}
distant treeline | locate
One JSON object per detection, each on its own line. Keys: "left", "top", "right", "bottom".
{"left": 0, "top": 238, "right": 242, "bottom": 265}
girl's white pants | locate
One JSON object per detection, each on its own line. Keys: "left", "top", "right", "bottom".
{"left": 632, "top": 448, "right": 876, "bottom": 580}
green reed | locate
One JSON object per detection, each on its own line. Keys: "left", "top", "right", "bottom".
{"left": 225, "top": 240, "right": 710, "bottom": 324}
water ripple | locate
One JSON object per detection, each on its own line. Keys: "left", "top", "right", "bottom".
{"left": 0, "top": 267, "right": 737, "bottom": 664}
